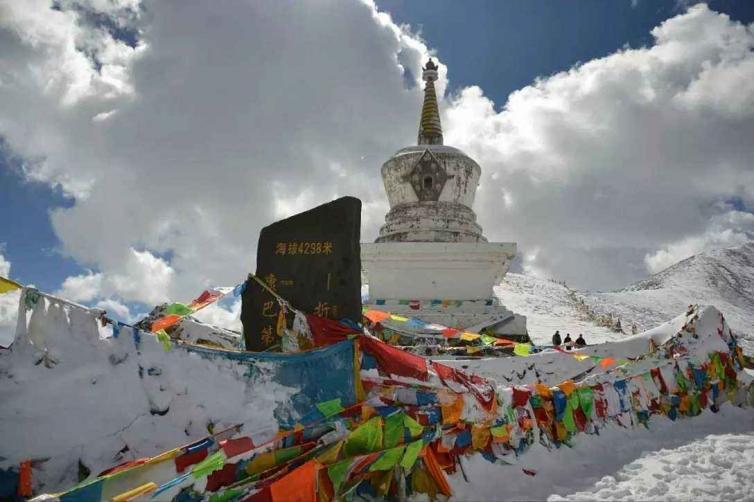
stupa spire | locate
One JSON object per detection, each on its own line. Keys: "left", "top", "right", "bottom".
{"left": 417, "top": 59, "right": 443, "bottom": 145}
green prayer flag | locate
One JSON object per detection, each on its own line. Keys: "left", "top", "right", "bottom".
{"left": 155, "top": 329, "right": 172, "bottom": 352}
{"left": 490, "top": 425, "right": 508, "bottom": 438}
{"left": 577, "top": 387, "right": 594, "bottom": 418}
{"left": 274, "top": 445, "right": 302, "bottom": 465}
{"left": 675, "top": 370, "right": 688, "bottom": 392}
{"left": 328, "top": 459, "right": 351, "bottom": 492}
{"left": 344, "top": 417, "right": 383, "bottom": 456}
{"left": 481, "top": 335, "right": 497, "bottom": 346}
{"left": 563, "top": 402, "right": 577, "bottom": 433}
{"left": 384, "top": 413, "right": 404, "bottom": 448}
{"left": 712, "top": 353, "right": 724, "bottom": 379}
{"left": 165, "top": 302, "right": 193, "bottom": 316}
{"left": 513, "top": 343, "right": 532, "bottom": 357}
{"left": 316, "top": 398, "right": 344, "bottom": 418}
{"left": 369, "top": 446, "right": 405, "bottom": 471}
{"left": 568, "top": 390, "right": 580, "bottom": 411}
{"left": 192, "top": 451, "right": 225, "bottom": 478}
{"left": 210, "top": 488, "right": 243, "bottom": 502}
{"left": 403, "top": 414, "right": 423, "bottom": 438}
{"left": 400, "top": 440, "right": 423, "bottom": 471}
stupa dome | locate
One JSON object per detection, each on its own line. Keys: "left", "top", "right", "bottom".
{"left": 376, "top": 60, "right": 485, "bottom": 243}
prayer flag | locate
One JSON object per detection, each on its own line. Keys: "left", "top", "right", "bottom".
{"left": 0, "top": 277, "right": 22, "bottom": 295}
{"left": 364, "top": 310, "right": 390, "bottom": 322}
{"left": 401, "top": 440, "right": 423, "bottom": 470}
{"left": 165, "top": 302, "right": 193, "bottom": 316}
{"left": 344, "top": 417, "right": 383, "bottom": 456}
{"left": 112, "top": 482, "right": 157, "bottom": 502}
{"left": 384, "top": 412, "right": 404, "bottom": 448}
{"left": 269, "top": 460, "right": 317, "bottom": 502}
{"left": 599, "top": 357, "right": 616, "bottom": 368}
{"left": 315, "top": 398, "right": 344, "bottom": 418}
{"left": 369, "top": 446, "right": 405, "bottom": 471}
{"left": 481, "top": 335, "right": 497, "bottom": 346}
{"left": 327, "top": 460, "right": 350, "bottom": 493}
{"left": 513, "top": 343, "right": 531, "bottom": 357}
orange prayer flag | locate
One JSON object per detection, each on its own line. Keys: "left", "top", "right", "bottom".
{"left": 558, "top": 380, "right": 576, "bottom": 396}
{"left": 440, "top": 396, "right": 464, "bottom": 425}
{"left": 151, "top": 315, "right": 181, "bottom": 333}
{"left": 17, "top": 460, "right": 32, "bottom": 498}
{"left": 270, "top": 460, "right": 318, "bottom": 502}
{"left": 494, "top": 338, "right": 516, "bottom": 346}
{"left": 422, "top": 447, "right": 452, "bottom": 497}
{"left": 535, "top": 383, "right": 552, "bottom": 399}
{"left": 364, "top": 310, "right": 391, "bottom": 323}
{"left": 599, "top": 357, "right": 616, "bottom": 368}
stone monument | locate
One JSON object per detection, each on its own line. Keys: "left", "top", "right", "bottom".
{"left": 361, "top": 60, "right": 527, "bottom": 338}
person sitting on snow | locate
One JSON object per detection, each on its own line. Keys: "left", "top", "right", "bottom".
{"left": 552, "top": 330, "right": 562, "bottom": 347}
{"left": 575, "top": 334, "right": 587, "bottom": 347}
{"left": 563, "top": 333, "right": 573, "bottom": 350}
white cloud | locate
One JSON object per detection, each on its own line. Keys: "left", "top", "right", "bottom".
{"left": 55, "top": 248, "right": 173, "bottom": 305}
{"left": 0, "top": 0, "right": 753, "bottom": 298}
{"left": 644, "top": 210, "right": 754, "bottom": 273}
{"left": 0, "top": 252, "right": 10, "bottom": 278}
{"left": 55, "top": 271, "right": 103, "bottom": 302}
{"left": 95, "top": 297, "right": 133, "bottom": 322}
{"left": 444, "top": 3, "right": 754, "bottom": 288}
{"left": 192, "top": 300, "right": 242, "bottom": 332}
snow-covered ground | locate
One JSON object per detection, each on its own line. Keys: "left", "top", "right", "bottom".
{"left": 452, "top": 405, "right": 754, "bottom": 502}
{"left": 2, "top": 243, "right": 754, "bottom": 500}
{"left": 495, "top": 275, "right": 620, "bottom": 346}
{"left": 584, "top": 243, "right": 754, "bottom": 353}
{"left": 497, "top": 242, "right": 754, "bottom": 353}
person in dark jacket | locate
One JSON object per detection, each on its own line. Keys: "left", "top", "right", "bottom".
{"left": 563, "top": 333, "right": 573, "bottom": 350}
{"left": 575, "top": 334, "right": 587, "bottom": 347}
{"left": 552, "top": 330, "right": 562, "bottom": 347}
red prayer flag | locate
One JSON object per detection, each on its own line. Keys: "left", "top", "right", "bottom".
{"left": 360, "top": 335, "right": 428, "bottom": 380}
{"left": 441, "top": 328, "right": 459, "bottom": 338}
{"left": 306, "top": 314, "right": 360, "bottom": 347}
{"left": 174, "top": 448, "right": 208, "bottom": 474}
{"left": 221, "top": 436, "right": 254, "bottom": 458}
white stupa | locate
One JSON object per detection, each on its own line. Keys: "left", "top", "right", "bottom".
{"left": 361, "top": 60, "right": 527, "bottom": 338}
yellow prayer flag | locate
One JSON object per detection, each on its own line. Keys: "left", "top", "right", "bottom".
{"left": 0, "top": 277, "right": 22, "bottom": 295}
{"left": 390, "top": 314, "right": 408, "bottom": 322}
{"left": 460, "top": 332, "right": 480, "bottom": 341}
{"left": 513, "top": 343, "right": 532, "bottom": 357}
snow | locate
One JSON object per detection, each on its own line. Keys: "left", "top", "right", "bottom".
{"left": 584, "top": 243, "right": 754, "bottom": 353}
{"left": 2, "top": 243, "right": 754, "bottom": 499}
{"left": 0, "top": 294, "right": 293, "bottom": 493}
{"left": 451, "top": 405, "right": 754, "bottom": 502}
{"left": 496, "top": 275, "right": 628, "bottom": 347}
{"left": 498, "top": 243, "right": 754, "bottom": 353}
{"left": 439, "top": 304, "right": 727, "bottom": 387}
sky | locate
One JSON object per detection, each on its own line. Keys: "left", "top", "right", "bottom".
{"left": 1, "top": 0, "right": 753, "bottom": 324}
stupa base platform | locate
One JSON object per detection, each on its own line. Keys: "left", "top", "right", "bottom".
{"left": 361, "top": 241, "right": 516, "bottom": 300}
{"left": 361, "top": 298, "right": 528, "bottom": 340}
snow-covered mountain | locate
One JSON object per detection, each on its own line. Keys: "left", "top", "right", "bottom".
{"left": 498, "top": 242, "right": 754, "bottom": 351}
{"left": 586, "top": 242, "right": 754, "bottom": 351}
